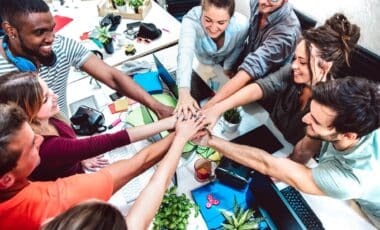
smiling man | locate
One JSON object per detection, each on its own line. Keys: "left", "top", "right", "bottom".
{"left": 197, "top": 77, "right": 380, "bottom": 228}
{"left": 205, "top": 0, "right": 300, "bottom": 108}
{"left": 0, "top": 0, "right": 173, "bottom": 118}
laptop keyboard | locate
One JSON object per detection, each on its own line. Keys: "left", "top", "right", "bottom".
{"left": 281, "top": 186, "right": 324, "bottom": 230}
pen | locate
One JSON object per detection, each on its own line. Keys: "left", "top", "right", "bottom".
{"left": 162, "top": 28, "right": 170, "bottom": 33}
{"left": 108, "top": 118, "right": 121, "bottom": 129}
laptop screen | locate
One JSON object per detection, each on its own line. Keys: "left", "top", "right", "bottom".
{"left": 231, "top": 125, "right": 283, "bottom": 154}
{"left": 250, "top": 172, "right": 307, "bottom": 230}
{"left": 153, "top": 54, "right": 215, "bottom": 103}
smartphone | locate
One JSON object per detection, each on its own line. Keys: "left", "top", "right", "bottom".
{"left": 109, "top": 91, "right": 123, "bottom": 101}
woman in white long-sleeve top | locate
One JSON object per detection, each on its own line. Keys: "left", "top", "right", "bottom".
{"left": 175, "top": 0, "right": 249, "bottom": 117}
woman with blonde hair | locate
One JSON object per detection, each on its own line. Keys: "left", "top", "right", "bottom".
{"left": 0, "top": 71, "right": 177, "bottom": 181}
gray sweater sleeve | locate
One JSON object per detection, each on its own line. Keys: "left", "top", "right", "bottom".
{"left": 239, "top": 1, "right": 300, "bottom": 80}
{"left": 256, "top": 64, "right": 293, "bottom": 99}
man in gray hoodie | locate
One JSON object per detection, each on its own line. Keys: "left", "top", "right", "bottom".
{"left": 205, "top": 0, "right": 300, "bottom": 107}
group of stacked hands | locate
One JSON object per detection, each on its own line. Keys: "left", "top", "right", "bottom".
{"left": 0, "top": 0, "right": 380, "bottom": 229}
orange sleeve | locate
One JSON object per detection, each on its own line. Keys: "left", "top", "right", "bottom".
{"left": 55, "top": 169, "right": 114, "bottom": 209}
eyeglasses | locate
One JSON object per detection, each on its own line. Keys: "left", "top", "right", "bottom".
{"left": 136, "top": 37, "right": 151, "bottom": 44}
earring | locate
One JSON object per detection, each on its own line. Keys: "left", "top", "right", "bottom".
{"left": 10, "top": 35, "right": 15, "bottom": 39}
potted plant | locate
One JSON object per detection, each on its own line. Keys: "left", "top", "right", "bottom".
{"left": 221, "top": 108, "right": 242, "bottom": 133}
{"left": 221, "top": 196, "right": 263, "bottom": 229}
{"left": 113, "top": 0, "right": 127, "bottom": 13}
{"left": 95, "top": 25, "right": 114, "bottom": 54}
{"left": 128, "top": 0, "right": 144, "bottom": 13}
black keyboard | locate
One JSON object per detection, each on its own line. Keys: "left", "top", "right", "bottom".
{"left": 281, "top": 186, "right": 324, "bottom": 230}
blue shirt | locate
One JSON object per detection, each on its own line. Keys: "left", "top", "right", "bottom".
{"left": 312, "top": 129, "right": 380, "bottom": 222}
{"left": 176, "top": 6, "right": 249, "bottom": 88}
{"left": 239, "top": 0, "right": 300, "bottom": 80}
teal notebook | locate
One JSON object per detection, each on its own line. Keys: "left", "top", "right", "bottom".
{"left": 133, "top": 71, "right": 163, "bottom": 94}
{"left": 191, "top": 179, "right": 254, "bottom": 229}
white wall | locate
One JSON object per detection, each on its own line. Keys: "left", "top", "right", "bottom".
{"left": 289, "top": 0, "right": 380, "bottom": 55}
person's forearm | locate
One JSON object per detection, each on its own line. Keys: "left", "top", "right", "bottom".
{"left": 208, "top": 136, "right": 314, "bottom": 190}
{"left": 205, "top": 70, "right": 252, "bottom": 108}
{"left": 126, "top": 135, "right": 187, "bottom": 229}
{"left": 213, "top": 83, "right": 264, "bottom": 115}
{"left": 111, "top": 69, "right": 161, "bottom": 111}
{"left": 107, "top": 133, "right": 175, "bottom": 192}
{"left": 127, "top": 116, "right": 175, "bottom": 142}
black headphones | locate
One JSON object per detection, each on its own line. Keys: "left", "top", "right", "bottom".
{"left": 2, "top": 36, "right": 57, "bottom": 71}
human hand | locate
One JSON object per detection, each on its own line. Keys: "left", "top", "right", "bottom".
{"left": 174, "top": 88, "right": 200, "bottom": 119}
{"left": 191, "top": 128, "right": 212, "bottom": 147}
{"left": 154, "top": 104, "right": 174, "bottom": 119}
{"left": 165, "top": 114, "right": 177, "bottom": 130}
{"left": 201, "top": 105, "right": 222, "bottom": 131}
{"left": 175, "top": 113, "right": 206, "bottom": 141}
{"left": 81, "top": 155, "right": 109, "bottom": 171}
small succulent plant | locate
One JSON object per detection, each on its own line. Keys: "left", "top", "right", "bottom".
{"left": 128, "top": 0, "right": 144, "bottom": 12}
{"left": 223, "top": 108, "right": 242, "bottom": 124}
{"left": 113, "top": 0, "right": 126, "bottom": 6}
{"left": 94, "top": 25, "right": 113, "bottom": 44}
{"left": 221, "top": 196, "right": 263, "bottom": 230}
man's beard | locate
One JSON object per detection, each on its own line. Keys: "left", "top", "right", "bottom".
{"left": 305, "top": 126, "right": 339, "bottom": 142}
{"left": 19, "top": 35, "right": 56, "bottom": 67}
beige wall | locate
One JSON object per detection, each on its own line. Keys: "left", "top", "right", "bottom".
{"left": 289, "top": 0, "right": 380, "bottom": 55}
{"left": 235, "top": 0, "right": 380, "bottom": 55}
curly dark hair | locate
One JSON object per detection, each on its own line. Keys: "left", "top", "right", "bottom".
{"left": 303, "top": 13, "right": 360, "bottom": 77}
{"left": 312, "top": 77, "right": 380, "bottom": 137}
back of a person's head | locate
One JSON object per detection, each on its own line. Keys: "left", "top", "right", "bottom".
{"left": 303, "top": 13, "right": 360, "bottom": 76}
{"left": 0, "top": 71, "right": 43, "bottom": 122}
{"left": 312, "top": 77, "right": 380, "bottom": 137}
{"left": 201, "top": 0, "right": 235, "bottom": 17}
{"left": 0, "top": 0, "right": 49, "bottom": 28}
{"left": 42, "top": 200, "right": 127, "bottom": 230}
{"left": 0, "top": 103, "right": 28, "bottom": 177}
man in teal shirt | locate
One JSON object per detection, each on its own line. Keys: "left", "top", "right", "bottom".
{"left": 196, "top": 77, "right": 380, "bottom": 228}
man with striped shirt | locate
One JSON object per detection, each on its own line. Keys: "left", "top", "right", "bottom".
{"left": 0, "top": 0, "right": 173, "bottom": 118}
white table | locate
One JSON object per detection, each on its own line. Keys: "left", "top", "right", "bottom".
{"left": 67, "top": 46, "right": 375, "bottom": 229}
{"left": 50, "top": 0, "right": 180, "bottom": 85}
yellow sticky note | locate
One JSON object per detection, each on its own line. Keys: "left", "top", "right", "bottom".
{"left": 114, "top": 98, "right": 129, "bottom": 112}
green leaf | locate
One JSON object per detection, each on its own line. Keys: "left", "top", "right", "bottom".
{"left": 237, "top": 210, "right": 249, "bottom": 226}
{"left": 221, "top": 211, "right": 234, "bottom": 225}
{"left": 233, "top": 196, "right": 239, "bottom": 214}
{"left": 221, "top": 223, "right": 236, "bottom": 230}
{"left": 232, "top": 214, "right": 239, "bottom": 227}
{"left": 238, "top": 221, "right": 260, "bottom": 230}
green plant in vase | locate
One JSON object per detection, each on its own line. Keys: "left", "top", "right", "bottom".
{"left": 113, "top": 0, "right": 127, "bottom": 12}
{"left": 221, "top": 196, "right": 263, "bottom": 230}
{"left": 128, "top": 0, "right": 144, "bottom": 13}
{"left": 95, "top": 25, "right": 114, "bottom": 54}
{"left": 222, "top": 108, "right": 242, "bottom": 133}
{"left": 113, "top": 0, "right": 126, "bottom": 6}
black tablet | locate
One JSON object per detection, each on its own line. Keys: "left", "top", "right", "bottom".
{"left": 231, "top": 125, "right": 283, "bottom": 154}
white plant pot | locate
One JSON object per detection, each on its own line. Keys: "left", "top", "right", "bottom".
{"left": 221, "top": 116, "right": 240, "bottom": 133}
{"left": 126, "top": 5, "right": 136, "bottom": 13}
{"left": 116, "top": 5, "right": 128, "bottom": 13}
